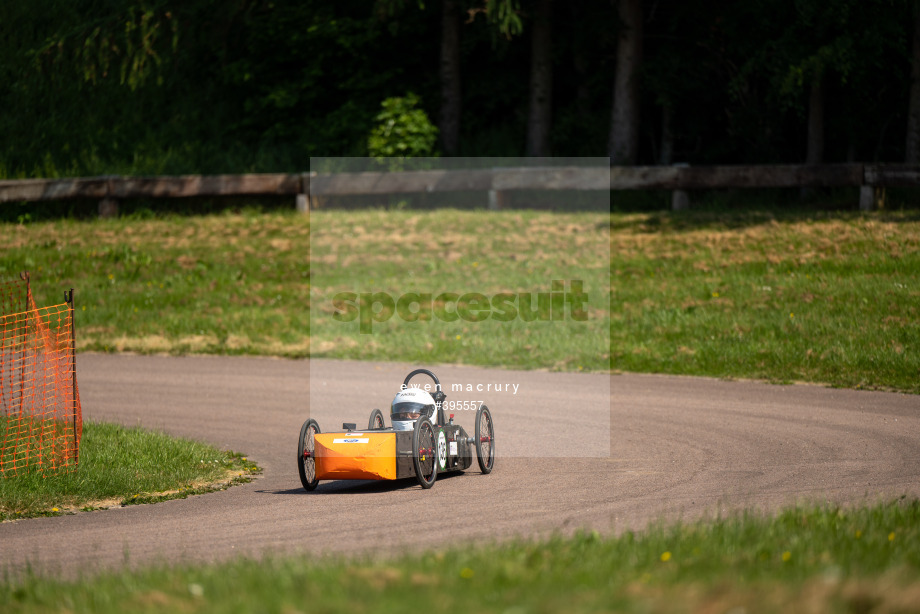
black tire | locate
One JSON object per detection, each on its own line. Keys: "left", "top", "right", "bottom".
{"left": 475, "top": 405, "right": 494, "bottom": 474}
{"left": 368, "top": 408, "right": 385, "bottom": 430}
{"left": 298, "top": 418, "right": 321, "bottom": 491}
{"left": 412, "top": 419, "right": 437, "bottom": 489}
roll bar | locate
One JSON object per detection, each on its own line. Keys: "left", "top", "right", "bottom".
{"left": 402, "top": 368, "right": 447, "bottom": 426}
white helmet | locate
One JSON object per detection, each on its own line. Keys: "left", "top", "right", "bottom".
{"left": 391, "top": 388, "right": 436, "bottom": 431}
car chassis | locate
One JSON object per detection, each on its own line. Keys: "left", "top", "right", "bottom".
{"left": 298, "top": 369, "right": 494, "bottom": 490}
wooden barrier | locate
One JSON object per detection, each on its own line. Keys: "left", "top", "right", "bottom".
{"left": 0, "top": 173, "right": 304, "bottom": 217}
{"left": 1, "top": 164, "right": 917, "bottom": 216}
{"left": 108, "top": 173, "right": 301, "bottom": 198}
{"left": 608, "top": 164, "right": 864, "bottom": 190}
{"left": 0, "top": 177, "right": 109, "bottom": 202}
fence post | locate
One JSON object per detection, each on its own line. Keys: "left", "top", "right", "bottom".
{"left": 671, "top": 190, "right": 690, "bottom": 210}
{"left": 860, "top": 165, "right": 889, "bottom": 211}
{"left": 296, "top": 172, "right": 311, "bottom": 213}
{"left": 671, "top": 163, "right": 690, "bottom": 210}
{"left": 858, "top": 186, "right": 875, "bottom": 211}
{"left": 98, "top": 197, "right": 119, "bottom": 218}
{"left": 488, "top": 190, "right": 506, "bottom": 210}
{"left": 65, "top": 288, "right": 79, "bottom": 464}
{"left": 17, "top": 271, "right": 30, "bottom": 420}
{"left": 99, "top": 175, "right": 119, "bottom": 218}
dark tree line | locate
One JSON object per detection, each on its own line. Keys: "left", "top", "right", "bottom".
{"left": 1, "top": 0, "right": 919, "bottom": 177}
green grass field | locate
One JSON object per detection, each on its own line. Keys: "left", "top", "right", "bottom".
{"left": 1, "top": 208, "right": 917, "bottom": 391}
{"left": 2, "top": 500, "right": 917, "bottom": 613}
{"left": 609, "top": 210, "right": 920, "bottom": 392}
{"left": 1, "top": 210, "right": 311, "bottom": 356}
{"left": 0, "top": 421, "right": 258, "bottom": 521}
{"left": 309, "top": 208, "right": 610, "bottom": 372}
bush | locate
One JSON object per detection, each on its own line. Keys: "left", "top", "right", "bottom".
{"left": 366, "top": 93, "right": 439, "bottom": 161}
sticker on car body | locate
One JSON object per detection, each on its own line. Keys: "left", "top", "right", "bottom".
{"left": 438, "top": 431, "right": 447, "bottom": 469}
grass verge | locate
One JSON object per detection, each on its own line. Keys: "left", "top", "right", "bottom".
{"left": 1, "top": 208, "right": 918, "bottom": 391}
{"left": 1, "top": 210, "right": 311, "bottom": 357}
{"left": 609, "top": 210, "right": 920, "bottom": 393}
{"left": 0, "top": 421, "right": 259, "bottom": 521}
{"left": 1, "top": 499, "right": 918, "bottom": 612}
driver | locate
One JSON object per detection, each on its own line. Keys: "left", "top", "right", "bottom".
{"left": 390, "top": 388, "right": 436, "bottom": 431}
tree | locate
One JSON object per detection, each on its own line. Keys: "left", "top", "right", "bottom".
{"left": 805, "top": 76, "right": 825, "bottom": 164}
{"left": 608, "top": 0, "right": 643, "bottom": 165}
{"left": 907, "top": 1, "right": 920, "bottom": 162}
{"left": 484, "top": 0, "right": 555, "bottom": 156}
{"left": 379, "top": 0, "right": 464, "bottom": 155}
{"left": 525, "top": 0, "right": 553, "bottom": 156}
{"left": 439, "top": 0, "right": 463, "bottom": 155}
{"left": 639, "top": 0, "right": 712, "bottom": 165}
{"left": 734, "top": 0, "right": 909, "bottom": 164}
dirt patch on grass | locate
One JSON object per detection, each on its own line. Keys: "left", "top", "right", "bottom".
{"left": 59, "top": 467, "right": 258, "bottom": 516}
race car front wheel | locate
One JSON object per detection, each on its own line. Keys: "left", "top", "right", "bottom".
{"left": 368, "top": 408, "right": 385, "bottom": 430}
{"left": 413, "top": 418, "right": 437, "bottom": 489}
{"left": 298, "top": 418, "right": 321, "bottom": 491}
{"left": 475, "top": 405, "right": 494, "bottom": 474}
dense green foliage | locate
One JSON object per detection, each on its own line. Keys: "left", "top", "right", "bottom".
{"left": 2, "top": 500, "right": 919, "bottom": 612}
{"left": 367, "top": 93, "right": 440, "bottom": 159}
{"left": 1, "top": 0, "right": 915, "bottom": 178}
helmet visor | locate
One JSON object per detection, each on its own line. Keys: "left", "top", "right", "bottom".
{"left": 392, "top": 401, "right": 432, "bottom": 421}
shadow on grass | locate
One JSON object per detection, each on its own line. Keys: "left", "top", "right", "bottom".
{"left": 608, "top": 206, "right": 920, "bottom": 235}
{"left": 607, "top": 185, "right": 920, "bottom": 233}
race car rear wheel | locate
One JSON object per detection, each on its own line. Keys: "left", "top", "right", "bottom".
{"left": 298, "top": 418, "right": 321, "bottom": 491}
{"left": 368, "top": 408, "right": 385, "bottom": 430}
{"left": 475, "top": 405, "right": 494, "bottom": 474}
{"left": 413, "top": 419, "right": 437, "bottom": 489}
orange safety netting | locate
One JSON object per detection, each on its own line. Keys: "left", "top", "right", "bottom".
{"left": 0, "top": 275, "right": 82, "bottom": 477}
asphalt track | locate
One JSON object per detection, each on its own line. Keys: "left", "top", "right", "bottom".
{"left": 2, "top": 354, "right": 919, "bottom": 579}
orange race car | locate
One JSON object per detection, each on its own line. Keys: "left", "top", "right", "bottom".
{"left": 298, "top": 368, "right": 494, "bottom": 490}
